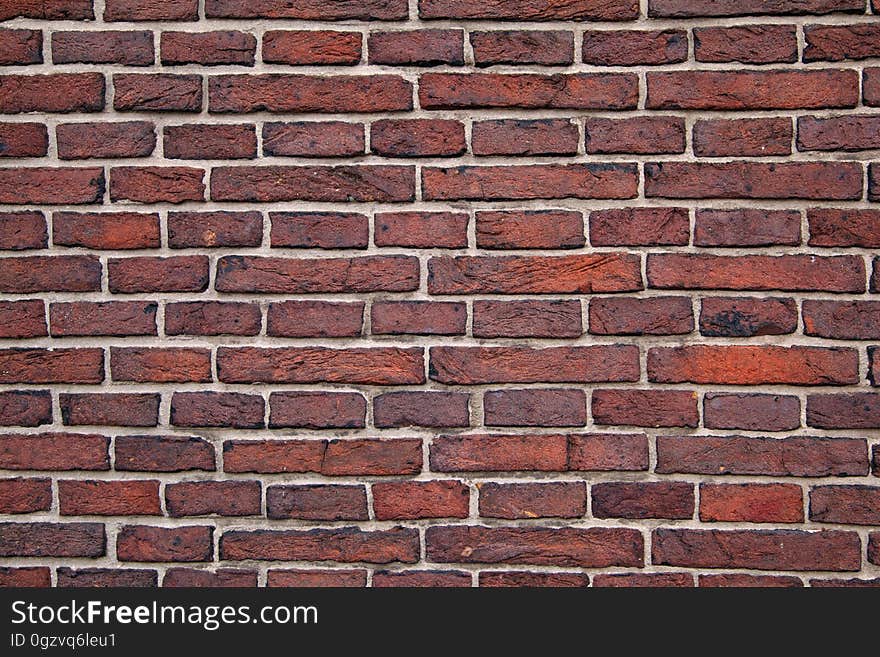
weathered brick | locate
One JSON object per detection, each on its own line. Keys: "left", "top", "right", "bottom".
{"left": 0, "top": 390, "right": 52, "bottom": 427}
{"left": 60, "top": 393, "right": 159, "bottom": 427}
{"left": 168, "top": 211, "right": 262, "bottom": 248}
{"left": 471, "top": 30, "right": 573, "bottom": 67}
{"left": 0, "top": 433, "right": 109, "bottom": 471}
{"left": 592, "top": 389, "right": 698, "bottom": 428}
{"left": 699, "top": 297, "right": 798, "bottom": 337}
{"left": 108, "top": 256, "right": 209, "bottom": 293}
{"left": 372, "top": 481, "right": 469, "bottom": 520}
{"left": 582, "top": 30, "right": 687, "bottom": 66}
{"left": 163, "top": 124, "right": 256, "bottom": 160}
{"left": 374, "top": 391, "right": 469, "bottom": 428}
{"left": 484, "top": 389, "right": 586, "bottom": 427}
{"left": 267, "top": 301, "right": 363, "bottom": 337}
{"left": 590, "top": 207, "right": 689, "bottom": 246}
{"left": 592, "top": 482, "right": 694, "bottom": 519}
{"left": 269, "top": 392, "right": 366, "bottom": 429}
{"left": 473, "top": 300, "right": 583, "bottom": 338}
{"left": 694, "top": 25, "right": 797, "bottom": 64}
{"left": 262, "top": 31, "right": 361, "bottom": 66}
{"left": 53, "top": 31, "right": 154, "bottom": 66}
{"left": 372, "top": 301, "right": 466, "bottom": 336}
{"left": 59, "top": 480, "right": 160, "bottom": 516}
{"left": 700, "top": 484, "right": 804, "bottom": 523}
{"left": 263, "top": 122, "right": 364, "bottom": 158}
{"left": 110, "top": 347, "right": 212, "bottom": 383}
{"left": 807, "top": 393, "right": 880, "bottom": 428}
{"left": 166, "top": 481, "right": 261, "bottom": 517}
{"left": 703, "top": 393, "right": 801, "bottom": 432}
{"left": 0, "top": 124, "right": 48, "bottom": 158}
{"left": 0, "top": 255, "right": 102, "bottom": 291}
{"left": 473, "top": 119, "right": 579, "bottom": 156}
{"left": 479, "top": 482, "right": 587, "bottom": 519}
{"left": 369, "top": 30, "right": 463, "bottom": 66}
{"left": 267, "top": 485, "right": 367, "bottom": 521}
{"left": 171, "top": 392, "right": 265, "bottom": 429}
{"left": 694, "top": 119, "right": 793, "bottom": 157}
{"left": 375, "top": 211, "right": 467, "bottom": 248}
{"left": 0, "top": 74, "right": 104, "bottom": 113}
{"left": 114, "top": 435, "right": 215, "bottom": 473}
{"left": 114, "top": 74, "right": 201, "bottom": 112}
{"left": 162, "top": 31, "right": 256, "bottom": 66}
{"left": 589, "top": 296, "right": 693, "bottom": 335}
{"left": 656, "top": 435, "right": 868, "bottom": 477}
{"left": 808, "top": 208, "right": 880, "bottom": 247}
{"left": 117, "top": 526, "right": 213, "bottom": 562}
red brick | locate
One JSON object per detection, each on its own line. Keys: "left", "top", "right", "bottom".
{"left": 0, "top": 0, "right": 93, "bottom": 19}
{"left": 371, "top": 119, "right": 465, "bottom": 158}
{"left": 372, "top": 480, "right": 469, "bottom": 520}
{"left": 168, "top": 211, "right": 262, "bottom": 248}
{"left": 221, "top": 527, "right": 419, "bottom": 564}
{"left": 653, "top": 529, "right": 860, "bottom": 571}
{"left": 809, "top": 486, "right": 880, "bottom": 525}
{"left": 108, "top": 256, "right": 208, "bottom": 293}
{"left": 267, "top": 301, "right": 363, "bottom": 338}
{"left": 484, "top": 389, "right": 586, "bottom": 427}
{"left": 473, "top": 300, "right": 582, "bottom": 338}
{"left": 267, "top": 484, "right": 367, "bottom": 521}
{"left": 0, "top": 523, "right": 105, "bottom": 558}
{"left": 694, "top": 25, "right": 797, "bottom": 64}
{"left": 373, "top": 571, "right": 471, "bottom": 587}
{"left": 568, "top": 434, "right": 649, "bottom": 472}
{"left": 166, "top": 481, "right": 261, "bottom": 517}
{"left": 420, "top": 0, "right": 639, "bottom": 20}
{"left": 110, "top": 347, "right": 212, "bottom": 383}
{"left": 804, "top": 300, "right": 880, "bottom": 339}
{"left": 807, "top": 393, "right": 880, "bottom": 428}
{"left": 322, "top": 439, "right": 423, "bottom": 476}
{"left": 430, "top": 346, "right": 639, "bottom": 384}
{"left": 114, "top": 74, "right": 201, "bottom": 112}
{"left": 58, "top": 569, "right": 157, "bottom": 587}
{"left": 375, "top": 211, "right": 467, "bottom": 248}
{"left": 648, "top": 254, "right": 865, "bottom": 292}
{"left": 479, "top": 482, "right": 586, "bottom": 519}
{"left": 699, "top": 574, "right": 803, "bottom": 588}
{"left": 374, "top": 391, "right": 469, "bottom": 428}
{"left": 164, "top": 124, "right": 256, "bottom": 160}
{"left": 165, "top": 302, "right": 261, "bottom": 336}
{"left": 429, "top": 254, "right": 642, "bottom": 294}
{"left": 263, "top": 30, "right": 361, "bottom": 65}
{"left": 592, "top": 482, "right": 694, "bottom": 519}
{"left": 0, "top": 168, "right": 104, "bottom": 205}
{"left": 60, "top": 393, "right": 159, "bottom": 427}
{"left": 646, "top": 161, "right": 862, "bottom": 200}
{"left": 804, "top": 24, "right": 880, "bottom": 61}
{"left": 419, "top": 73, "right": 638, "bottom": 110}
{"left": 161, "top": 31, "right": 256, "bottom": 66}
{"left": 808, "top": 208, "right": 880, "bottom": 247}
{"left": 0, "top": 478, "right": 51, "bottom": 514}
{"left": 647, "top": 70, "right": 859, "bottom": 110}
{"left": 594, "top": 573, "right": 694, "bottom": 588}
{"left": 703, "top": 393, "right": 800, "bottom": 432}
{"left": 0, "top": 124, "right": 48, "bottom": 158}
{"left": 270, "top": 212, "right": 367, "bottom": 249}
{"left": 0, "top": 390, "right": 52, "bottom": 427}
{"left": 263, "top": 122, "right": 364, "bottom": 157}
{"left": 372, "top": 301, "right": 466, "bottom": 336}
{"left": 105, "top": 0, "right": 199, "bottom": 21}
{"left": 656, "top": 435, "right": 868, "bottom": 477}
{"left": 52, "top": 212, "right": 159, "bottom": 249}
{"left": 0, "top": 348, "right": 104, "bottom": 384}
{"left": 224, "top": 438, "right": 422, "bottom": 477}
{"left": 269, "top": 392, "right": 366, "bottom": 429}
{"left": 0, "top": 433, "right": 109, "bottom": 471}
{"left": 865, "top": 69, "right": 880, "bottom": 106}
{"left": 589, "top": 207, "right": 689, "bottom": 246}
{"left": 589, "top": 296, "right": 693, "bottom": 336}
{"left": 211, "top": 166, "right": 414, "bottom": 202}
{"left": 0, "top": 212, "right": 46, "bottom": 249}
{"left": 473, "top": 119, "right": 579, "bottom": 156}
{"left": 582, "top": 30, "right": 687, "bottom": 66}
{"left": 470, "top": 30, "right": 573, "bottom": 66}
{"left": 476, "top": 210, "right": 583, "bottom": 250}
{"left": 695, "top": 209, "right": 800, "bottom": 246}
{"left": 0, "top": 29, "right": 42, "bottom": 65}
{"left": 266, "top": 569, "right": 367, "bottom": 588}
{"left": 809, "top": 578, "right": 880, "bottom": 587}
{"left": 222, "top": 440, "right": 326, "bottom": 475}
{"left": 171, "top": 392, "right": 264, "bottom": 429}
{"left": 585, "top": 117, "right": 685, "bottom": 155}
{"left": 648, "top": 345, "right": 858, "bottom": 385}
{"left": 0, "top": 301, "right": 46, "bottom": 339}
{"left": 117, "top": 526, "right": 213, "bottom": 563}
{"left": 694, "top": 119, "right": 793, "bottom": 157}
{"left": 218, "top": 347, "right": 424, "bottom": 385}
{"left": 700, "top": 484, "right": 804, "bottom": 523}
{"left": 52, "top": 31, "right": 154, "bottom": 66}
{"left": 0, "top": 568, "right": 51, "bottom": 587}
{"left": 115, "top": 435, "right": 215, "bottom": 473}
{"left": 209, "top": 75, "right": 412, "bottom": 113}
{"left": 427, "top": 526, "right": 643, "bottom": 568}
{"left": 431, "top": 434, "right": 568, "bottom": 473}
{"left": 59, "top": 479, "right": 160, "bottom": 516}
{"left": 799, "top": 115, "right": 880, "bottom": 152}
{"left": 479, "top": 571, "right": 589, "bottom": 588}
{"left": 699, "top": 296, "right": 798, "bottom": 337}
{"left": 50, "top": 301, "right": 156, "bottom": 338}
{"left": 163, "top": 569, "right": 257, "bottom": 587}
{"left": 0, "top": 74, "right": 104, "bottom": 113}
{"left": 368, "top": 29, "right": 463, "bottom": 66}
{"left": 648, "top": 0, "right": 863, "bottom": 16}
{"left": 110, "top": 166, "right": 204, "bottom": 203}
{"left": 871, "top": 533, "right": 880, "bottom": 565}
{"left": 871, "top": 348, "right": 880, "bottom": 388}
{"left": 592, "top": 389, "right": 698, "bottom": 428}
{"left": 206, "top": 0, "right": 406, "bottom": 19}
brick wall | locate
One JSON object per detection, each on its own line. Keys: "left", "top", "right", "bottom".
{"left": 0, "top": 0, "right": 879, "bottom": 588}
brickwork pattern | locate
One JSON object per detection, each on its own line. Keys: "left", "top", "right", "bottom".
{"left": 0, "top": 0, "right": 879, "bottom": 587}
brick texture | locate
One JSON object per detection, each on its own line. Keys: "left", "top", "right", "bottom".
{"left": 0, "top": 1, "right": 877, "bottom": 589}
